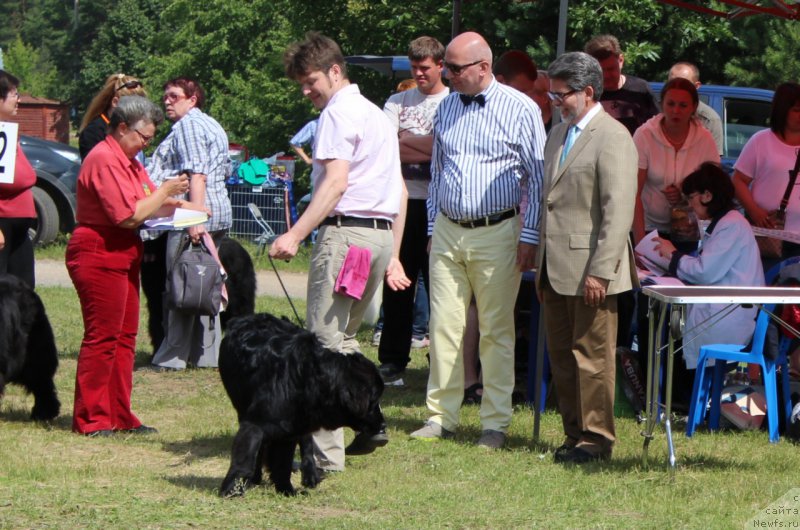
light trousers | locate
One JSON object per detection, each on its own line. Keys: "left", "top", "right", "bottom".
{"left": 307, "top": 224, "right": 393, "bottom": 471}
{"left": 426, "top": 215, "right": 521, "bottom": 433}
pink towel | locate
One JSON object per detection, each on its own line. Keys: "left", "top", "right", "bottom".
{"left": 334, "top": 245, "right": 372, "bottom": 300}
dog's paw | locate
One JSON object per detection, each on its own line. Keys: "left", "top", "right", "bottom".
{"left": 301, "top": 466, "right": 321, "bottom": 489}
{"left": 275, "top": 483, "right": 297, "bottom": 496}
{"left": 30, "top": 401, "right": 60, "bottom": 421}
{"left": 220, "top": 476, "right": 250, "bottom": 498}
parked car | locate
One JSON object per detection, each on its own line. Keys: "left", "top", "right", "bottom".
{"left": 649, "top": 83, "right": 774, "bottom": 173}
{"left": 18, "top": 135, "right": 78, "bottom": 245}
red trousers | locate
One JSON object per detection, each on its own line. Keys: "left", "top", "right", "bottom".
{"left": 66, "top": 225, "right": 144, "bottom": 434}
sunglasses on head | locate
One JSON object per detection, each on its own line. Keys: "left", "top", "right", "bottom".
{"left": 116, "top": 80, "right": 143, "bottom": 92}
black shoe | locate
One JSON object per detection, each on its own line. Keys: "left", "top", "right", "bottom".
{"left": 378, "top": 363, "right": 405, "bottom": 381}
{"left": 554, "top": 443, "right": 575, "bottom": 460}
{"left": 86, "top": 429, "right": 115, "bottom": 438}
{"left": 555, "top": 447, "right": 610, "bottom": 464}
{"left": 128, "top": 425, "right": 158, "bottom": 434}
{"left": 345, "top": 429, "right": 389, "bottom": 455}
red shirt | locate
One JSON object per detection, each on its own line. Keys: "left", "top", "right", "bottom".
{"left": 0, "top": 143, "right": 36, "bottom": 218}
{"left": 76, "top": 136, "right": 156, "bottom": 227}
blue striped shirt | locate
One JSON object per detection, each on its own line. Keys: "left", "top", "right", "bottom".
{"left": 427, "top": 78, "right": 545, "bottom": 244}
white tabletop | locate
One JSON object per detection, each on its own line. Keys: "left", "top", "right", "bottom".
{"left": 642, "top": 285, "right": 800, "bottom": 304}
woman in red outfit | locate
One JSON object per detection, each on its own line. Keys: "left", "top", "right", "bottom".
{"left": 0, "top": 70, "right": 37, "bottom": 288}
{"left": 67, "top": 95, "right": 198, "bottom": 436}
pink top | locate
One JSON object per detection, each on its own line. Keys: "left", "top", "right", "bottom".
{"left": 76, "top": 136, "right": 156, "bottom": 227}
{"left": 0, "top": 144, "right": 36, "bottom": 218}
{"left": 312, "top": 84, "right": 402, "bottom": 220}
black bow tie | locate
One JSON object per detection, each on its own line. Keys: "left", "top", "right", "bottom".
{"left": 460, "top": 93, "right": 486, "bottom": 107}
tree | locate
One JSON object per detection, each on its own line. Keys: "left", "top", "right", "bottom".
{"left": 2, "top": 35, "right": 59, "bottom": 98}
{"left": 75, "top": 0, "right": 164, "bottom": 117}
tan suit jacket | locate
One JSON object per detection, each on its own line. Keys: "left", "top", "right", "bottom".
{"left": 536, "top": 107, "right": 639, "bottom": 296}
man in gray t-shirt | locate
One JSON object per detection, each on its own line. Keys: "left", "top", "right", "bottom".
{"left": 376, "top": 36, "right": 449, "bottom": 382}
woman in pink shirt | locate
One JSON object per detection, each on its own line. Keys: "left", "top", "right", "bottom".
{"left": 0, "top": 70, "right": 37, "bottom": 287}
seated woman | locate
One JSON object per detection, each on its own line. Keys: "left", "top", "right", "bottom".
{"left": 655, "top": 162, "right": 764, "bottom": 400}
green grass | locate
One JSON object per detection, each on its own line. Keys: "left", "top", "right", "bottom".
{"left": 1, "top": 286, "right": 799, "bottom": 528}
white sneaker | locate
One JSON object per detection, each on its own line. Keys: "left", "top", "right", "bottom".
{"left": 371, "top": 330, "right": 382, "bottom": 346}
{"left": 410, "top": 336, "right": 430, "bottom": 349}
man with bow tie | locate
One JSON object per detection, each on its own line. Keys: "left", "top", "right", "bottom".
{"left": 410, "top": 31, "right": 545, "bottom": 449}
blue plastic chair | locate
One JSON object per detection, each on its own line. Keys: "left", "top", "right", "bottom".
{"left": 685, "top": 303, "right": 792, "bottom": 442}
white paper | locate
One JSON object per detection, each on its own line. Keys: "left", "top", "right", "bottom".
{"left": 0, "top": 121, "right": 19, "bottom": 185}
{"left": 751, "top": 226, "right": 800, "bottom": 245}
{"left": 634, "top": 230, "right": 671, "bottom": 275}
{"left": 144, "top": 208, "right": 208, "bottom": 229}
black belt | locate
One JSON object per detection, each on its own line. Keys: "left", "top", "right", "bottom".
{"left": 321, "top": 215, "right": 392, "bottom": 230}
{"left": 444, "top": 207, "right": 519, "bottom": 229}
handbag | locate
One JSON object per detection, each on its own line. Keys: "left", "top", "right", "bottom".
{"left": 753, "top": 148, "right": 800, "bottom": 258}
{"left": 167, "top": 235, "right": 224, "bottom": 316}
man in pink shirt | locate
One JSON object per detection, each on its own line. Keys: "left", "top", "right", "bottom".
{"left": 270, "top": 32, "right": 409, "bottom": 472}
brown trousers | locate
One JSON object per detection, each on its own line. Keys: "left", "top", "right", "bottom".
{"left": 542, "top": 279, "right": 618, "bottom": 455}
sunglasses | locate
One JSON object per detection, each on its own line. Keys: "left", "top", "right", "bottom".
{"left": 444, "top": 60, "right": 483, "bottom": 76}
{"left": 116, "top": 80, "right": 143, "bottom": 92}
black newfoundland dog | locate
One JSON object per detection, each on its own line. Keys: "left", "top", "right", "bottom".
{"left": 0, "top": 274, "right": 60, "bottom": 420}
{"left": 218, "top": 313, "right": 386, "bottom": 497}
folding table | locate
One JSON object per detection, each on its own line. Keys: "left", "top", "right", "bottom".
{"left": 640, "top": 285, "right": 800, "bottom": 471}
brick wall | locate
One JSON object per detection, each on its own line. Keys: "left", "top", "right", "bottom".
{"left": 11, "top": 95, "right": 70, "bottom": 144}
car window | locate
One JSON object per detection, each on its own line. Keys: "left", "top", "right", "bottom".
{"left": 724, "top": 98, "right": 771, "bottom": 159}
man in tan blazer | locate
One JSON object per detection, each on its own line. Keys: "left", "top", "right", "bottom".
{"left": 535, "top": 51, "right": 638, "bottom": 464}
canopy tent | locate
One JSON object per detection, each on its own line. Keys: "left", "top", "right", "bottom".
{"left": 655, "top": 0, "right": 800, "bottom": 19}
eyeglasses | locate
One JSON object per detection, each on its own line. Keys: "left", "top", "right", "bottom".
{"left": 132, "top": 128, "right": 154, "bottom": 146}
{"left": 444, "top": 60, "right": 483, "bottom": 76}
{"left": 163, "top": 92, "right": 187, "bottom": 103}
{"left": 547, "top": 89, "right": 579, "bottom": 103}
{"left": 116, "top": 80, "right": 142, "bottom": 92}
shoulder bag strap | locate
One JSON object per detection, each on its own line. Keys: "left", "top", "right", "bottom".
{"left": 778, "top": 148, "right": 800, "bottom": 214}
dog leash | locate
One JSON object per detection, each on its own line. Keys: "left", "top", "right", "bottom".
{"left": 267, "top": 251, "right": 305, "bottom": 327}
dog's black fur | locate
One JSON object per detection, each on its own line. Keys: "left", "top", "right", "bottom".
{"left": 0, "top": 274, "right": 60, "bottom": 420}
{"left": 141, "top": 236, "right": 257, "bottom": 352}
{"left": 218, "top": 313, "right": 386, "bottom": 497}
{"left": 218, "top": 237, "right": 256, "bottom": 330}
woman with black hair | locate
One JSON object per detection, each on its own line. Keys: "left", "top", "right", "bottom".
{"left": 733, "top": 82, "right": 800, "bottom": 266}
{"left": 655, "top": 162, "right": 764, "bottom": 379}
{"left": 0, "top": 70, "right": 36, "bottom": 287}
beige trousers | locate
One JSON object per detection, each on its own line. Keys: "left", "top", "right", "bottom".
{"left": 425, "top": 215, "right": 521, "bottom": 433}
{"left": 306, "top": 224, "right": 393, "bottom": 471}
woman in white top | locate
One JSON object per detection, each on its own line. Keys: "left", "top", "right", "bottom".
{"left": 656, "top": 163, "right": 764, "bottom": 394}
{"left": 633, "top": 78, "right": 720, "bottom": 250}
{"left": 733, "top": 82, "right": 800, "bottom": 265}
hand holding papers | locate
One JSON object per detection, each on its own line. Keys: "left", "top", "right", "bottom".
{"left": 634, "top": 230, "right": 671, "bottom": 276}
{"left": 144, "top": 208, "right": 208, "bottom": 229}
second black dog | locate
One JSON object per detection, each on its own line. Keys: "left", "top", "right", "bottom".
{"left": 0, "top": 274, "right": 60, "bottom": 420}
{"left": 218, "top": 313, "right": 386, "bottom": 497}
